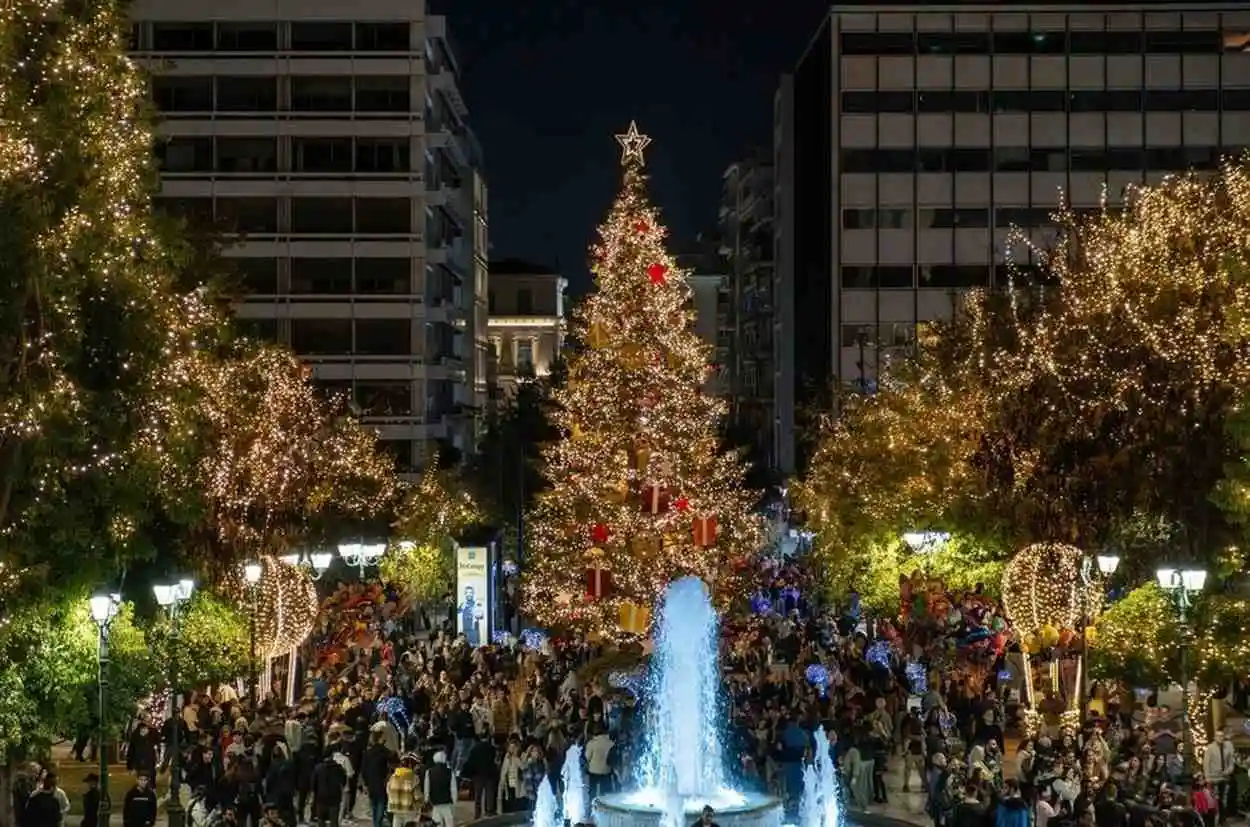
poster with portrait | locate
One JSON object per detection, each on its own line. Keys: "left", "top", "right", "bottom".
{"left": 455, "top": 545, "right": 491, "bottom": 647}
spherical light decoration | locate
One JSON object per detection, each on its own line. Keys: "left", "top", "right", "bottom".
{"left": 1002, "top": 542, "right": 1091, "bottom": 636}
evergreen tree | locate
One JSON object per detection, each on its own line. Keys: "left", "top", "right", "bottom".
{"left": 523, "top": 123, "right": 760, "bottom": 632}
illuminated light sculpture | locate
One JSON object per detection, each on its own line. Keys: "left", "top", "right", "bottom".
{"left": 1002, "top": 543, "right": 1104, "bottom": 734}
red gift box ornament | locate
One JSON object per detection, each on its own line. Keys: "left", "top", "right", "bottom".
{"left": 641, "top": 484, "right": 670, "bottom": 515}
{"left": 591, "top": 522, "right": 610, "bottom": 545}
{"left": 692, "top": 514, "right": 718, "bottom": 547}
{"left": 585, "top": 562, "right": 613, "bottom": 600}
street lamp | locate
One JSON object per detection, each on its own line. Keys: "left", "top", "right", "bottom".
{"left": 154, "top": 578, "right": 195, "bottom": 827}
{"left": 279, "top": 550, "right": 333, "bottom": 579}
{"left": 901, "top": 530, "right": 950, "bottom": 553}
{"left": 1079, "top": 553, "right": 1120, "bottom": 722}
{"left": 1096, "top": 554, "right": 1121, "bottom": 577}
{"left": 88, "top": 592, "right": 120, "bottom": 827}
{"left": 1156, "top": 565, "right": 1208, "bottom": 777}
{"left": 243, "top": 562, "right": 262, "bottom": 707}
{"left": 338, "top": 541, "right": 386, "bottom": 577}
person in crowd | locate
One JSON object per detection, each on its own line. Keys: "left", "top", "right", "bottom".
{"left": 122, "top": 773, "right": 158, "bottom": 827}
{"left": 387, "top": 753, "right": 422, "bottom": 827}
{"left": 424, "top": 750, "right": 457, "bottom": 827}
{"left": 24, "top": 773, "right": 65, "bottom": 827}
{"left": 80, "top": 773, "right": 100, "bottom": 827}
{"left": 461, "top": 731, "right": 498, "bottom": 819}
{"left": 691, "top": 805, "right": 721, "bottom": 827}
{"left": 311, "top": 748, "right": 349, "bottom": 827}
{"left": 584, "top": 722, "right": 615, "bottom": 800}
{"left": 361, "top": 730, "right": 396, "bottom": 827}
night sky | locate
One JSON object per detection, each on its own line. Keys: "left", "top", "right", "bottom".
{"left": 442, "top": 0, "right": 829, "bottom": 293}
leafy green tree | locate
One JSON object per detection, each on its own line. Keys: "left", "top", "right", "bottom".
{"left": 849, "top": 535, "right": 1007, "bottom": 614}
{"left": 464, "top": 364, "right": 563, "bottom": 530}
{"left": 380, "top": 454, "right": 481, "bottom": 602}
{"left": 0, "top": 0, "right": 190, "bottom": 608}
{"left": 147, "top": 592, "right": 251, "bottom": 689}
{"left": 0, "top": 1, "right": 209, "bottom": 816}
{"left": 1089, "top": 584, "right": 1182, "bottom": 688}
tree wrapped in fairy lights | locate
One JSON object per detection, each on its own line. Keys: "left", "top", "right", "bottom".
{"left": 522, "top": 122, "right": 761, "bottom": 633}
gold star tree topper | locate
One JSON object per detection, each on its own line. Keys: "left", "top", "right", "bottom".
{"left": 615, "top": 120, "right": 651, "bottom": 166}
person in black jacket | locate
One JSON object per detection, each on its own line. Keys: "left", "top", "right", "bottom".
{"left": 126, "top": 723, "right": 158, "bottom": 778}
{"left": 294, "top": 738, "right": 318, "bottom": 824}
{"left": 461, "top": 734, "right": 498, "bottom": 820}
{"left": 361, "top": 731, "right": 396, "bottom": 827}
{"left": 121, "top": 774, "right": 158, "bottom": 827}
{"left": 311, "top": 754, "right": 348, "bottom": 827}
{"left": 265, "top": 743, "right": 298, "bottom": 827}
{"left": 80, "top": 774, "right": 101, "bottom": 827}
{"left": 23, "top": 775, "right": 63, "bottom": 827}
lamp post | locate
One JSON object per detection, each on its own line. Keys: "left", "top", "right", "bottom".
{"left": 1080, "top": 553, "right": 1120, "bottom": 723}
{"left": 244, "top": 562, "right": 262, "bottom": 708}
{"left": 1156, "top": 565, "right": 1208, "bottom": 778}
{"left": 279, "top": 550, "right": 334, "bottom": 580}
{"left": 88, "top": 592, "right": 120, "bottom": 827}
{"left": 901, "top": 530, "right": 951, "bottom": 553}
{"left": 338, "top": 541, "right": 386, "bottom": 578}
{"left": 154, "top": 578, "right": 195, "bottom": 827}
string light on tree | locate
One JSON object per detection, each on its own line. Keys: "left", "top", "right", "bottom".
{"left": 224, "top": 556, "right": 317, "bottom": 657}
{"left": 522, "top": 122, "right": 763, "bottom": 633}
{"left": 798, "top": 158, "right": 1250, "bottom": 575}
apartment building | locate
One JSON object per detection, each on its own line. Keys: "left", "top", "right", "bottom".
{"left": 773, "top": 1, "right": 1250, "bottom": 474}
{"left": 675, "top": 244, "right": 731, "bottom": 397}
{"left": 129, "top": 0, "right": 487, "bottom": 474}
{"left": 486, "top": 259, "right": 567, "bottom": 397}
{"left": 717, "top": 155, "right": 777, "bottom": 472}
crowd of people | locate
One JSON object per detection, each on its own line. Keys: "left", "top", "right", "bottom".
{"left": 12, "top": 553, "right": 1250, "bottom": 827}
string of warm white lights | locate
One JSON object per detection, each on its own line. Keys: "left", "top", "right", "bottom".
{"left": 800, "top": 157, "right": 1250, "bottom": 568}
{"left": 522, "top": 123, "right": 762, "bottom": 632}
{"left": 224, "top": 556, "right": 318, "bottom": 658}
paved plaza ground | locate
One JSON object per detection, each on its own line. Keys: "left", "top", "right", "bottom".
{"left": 50, "top": 744, "right": 929, "bottom": 827}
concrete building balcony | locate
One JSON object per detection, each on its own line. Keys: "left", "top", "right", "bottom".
{"left": 424, "top": 181, "right": 461, "bottom": 208}
{"left": 367, "top": 417, "right": 449, "bottom": 442}
{"left": 428, "top": 69, "right": 469, "bottom": 120}
{"left": 426, "top": 128, "right": 470, "bottom": 170}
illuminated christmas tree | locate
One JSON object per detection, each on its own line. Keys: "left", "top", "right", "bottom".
{"left": 522, "top": 122, "right": 761, "bottom": 633}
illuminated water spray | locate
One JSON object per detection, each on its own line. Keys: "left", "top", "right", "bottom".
{"left": 644, "top": 576, "right": 725, "bottom": 796}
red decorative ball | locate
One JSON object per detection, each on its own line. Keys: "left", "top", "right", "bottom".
{"left": 635, "top": 220, "right": 649, "bottom": 234}
{"left": 591, "top": 522, "right": 610, "bottom": 544}
{"left": 673, "top": 496, "right": 690, "bottom": 512}
{"left": 647, "top": 263, "right": 668, "bottom": 285}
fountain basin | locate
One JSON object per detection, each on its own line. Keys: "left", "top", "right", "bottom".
{"left": 593, "top": 791, "right": 783, "bottom": 827}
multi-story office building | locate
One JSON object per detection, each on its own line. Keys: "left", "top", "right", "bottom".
{"left": 486, "top": 259, "right": 566, "bottom": 396}
{"left": 129, "top": 0, "right": 487, "bottom": 474}
{"left": 774, "top": 1, "right": 1250, "bottom": 474}
{"left": 676, "top": 244, "right": 731, "bottom": 397}
{"left": 717, "top": 155, "right": 776, "bottom": 471}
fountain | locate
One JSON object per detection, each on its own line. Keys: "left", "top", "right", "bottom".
{"left": 564, "top": 743, "right": 589, "bottom": 825}
{"left": 592, "top": 577, "right": 784, "bottom": 827}
{"left": 534, "top": 778, "right": 560, "bottom": 827}
{"left": 811, "top": 727, "right": 843, "bottom": 827}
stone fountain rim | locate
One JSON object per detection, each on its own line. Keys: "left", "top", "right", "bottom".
{"left": 594, "top": 791, "right": 783, "bottom": 816}
{"left": 465, "top": 810, "right": 922, "bottom": 827}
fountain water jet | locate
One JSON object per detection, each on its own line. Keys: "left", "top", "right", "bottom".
{"left": 564, "top": 743, "right": 589, "bottom": 825}
{"left": 811, "top": 726, "right": 843, "bottom": 827}
{"left": 593, "top": 577, "right": 782, "bottom": 827}
{"left": 533, "top": 778, "right": 560, "bottom": 827}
